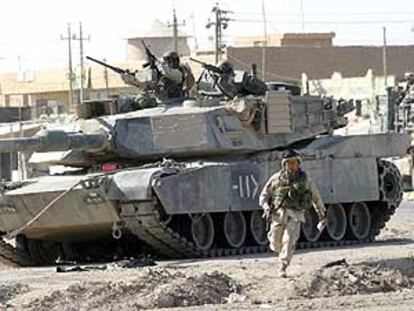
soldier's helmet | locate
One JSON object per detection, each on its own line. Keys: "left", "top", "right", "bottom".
{"left": 281, "top": 149, "right": 301, "bottom": 166}
{"left": 217, "top": 60, "right": 234, "bottom": 74}
{"left": 162, "top": 51, "right": 180, "bottom": 69}
{"left": 404, "top": 72, "right": 414, "bottom": 82}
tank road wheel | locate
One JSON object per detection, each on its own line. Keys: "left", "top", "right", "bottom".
{"left": 224, "top": 212, "right": 247, "bottom": 248}
{"left": 326, "top": 204, "right": 347, "bottom": 241}
{"left": 191, "top": 214, "right": 215, "bottom": 251}
{"left": 378, "top": 160, "right": 403, "bottom": 204}
{"left": 249, "top": 210, "right": 268, "bottom": 246}
{"left": 347, "top": 202, "right": 371, "bottom": 240}
{"left": 301, "top": 208, "right": 321, "bottom": 242}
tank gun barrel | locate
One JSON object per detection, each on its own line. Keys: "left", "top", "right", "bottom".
{"left": 0, "top": 130, "right": 107, "bottom": 153}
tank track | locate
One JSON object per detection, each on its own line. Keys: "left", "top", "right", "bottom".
{"left": 120, "top": 202, "right": 269, "bottom": 258}
{"left": 0, "top": 239, "right": 33, "bottom": 267}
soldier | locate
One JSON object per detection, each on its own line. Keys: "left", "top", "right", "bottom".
{"left": 216, "top": 60, "right": 267, "bottom": 98}
{"left": 157, "top": 51, "right": 186, "bottom": 100}
{"left": 259, "top": 149, "right": 326, "bottom": 277}
{"left": 121, "top": 50, "right": 194, "bottom": 105}
{"left": 403, "top": 72, "right": 414, "bottom": 102}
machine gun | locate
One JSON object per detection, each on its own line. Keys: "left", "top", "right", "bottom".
{"left": 190, "top": 58, "right": 223, "bottom": 75}
{"left": 86, "top": 56, "right": 130, "bottom": 75}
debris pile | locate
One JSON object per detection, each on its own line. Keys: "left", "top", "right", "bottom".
{"left": 295, "top": 260, "right": 413, "bottom": 298}
{"left": 56, "top": 257, "right": 156, "bottom": 273}
{"left": 0, "top": 283, "right": 29, "bottom": 306}
{"left": 27, "top": 269, "right": 241, "bottom": 310}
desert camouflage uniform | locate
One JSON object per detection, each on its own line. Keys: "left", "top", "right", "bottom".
{"left": 120, "top": 59, "right": 187, "bottom": 107}
{"left": 259, "top": 169, "right": 326, "bottom": 269}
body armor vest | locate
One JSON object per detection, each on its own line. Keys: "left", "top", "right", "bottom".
{"left": 273, "top": 170, "right": 312, "bottom": 210}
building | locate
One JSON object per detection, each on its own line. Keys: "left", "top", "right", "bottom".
{"left": 0, "top": 58, "right": 150, "bottom": 114}
{"left": 227, "top": 45, "right": 414, "bottom": 82}
{"left": 234, "top": 32, "right": 335, "bottom": 47}
{"left": 126, "top": 19, "right": 190, "bottom": 60}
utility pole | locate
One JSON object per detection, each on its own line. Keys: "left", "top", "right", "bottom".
{"left": 261, "top": 0, "right": 268, "bottom": 81}
{"left": 382, "top": 26, "right": 388, "bottom": 87}
{"left": 168, "top": 8, "right": 185, "bottom": 53}
{"left": 103, "top": 58, "right": 110, "bottom": 98}
{"left": 206, "top": 3, "right": 232, "bottom": 64}
{"left": 73, "top": 22, "right": 90, "bottom": 103}
{"left": 300, "top": 0, "right": 305, "bottom": 32}
{"left": 190, "top": 13, "right": 199, "bottom": 50}
{"left": 61, "top": 23, "right": 74, "bottom": 111}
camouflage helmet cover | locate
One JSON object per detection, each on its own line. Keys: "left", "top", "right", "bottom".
{"left": 281, "top": 149, "right": 301, "bottom": 166}
{"left": 217, "top": 60, "right": 234, "bottom": 74}
{"left": 162, "top": 51, "right": 180, "bottom": 68}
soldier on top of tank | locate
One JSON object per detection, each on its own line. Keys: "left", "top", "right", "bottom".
{"left": 259, "top": 149, "right": 327, "bottom": 278}
{"left": 121, "top": 51, "right": 194, "bottom": 104}
{"left": 190, "top": 58, "right": 267, "bottom": 99}
{"left": 401, "top": 72, "right": 414, "bottom": 103}
{"left": 87, "top": 47, "right": 195, "bottom": 112}
{"left": 213, "top": 60, "right": 267, "bottom": 99}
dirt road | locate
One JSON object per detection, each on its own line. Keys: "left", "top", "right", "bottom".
{"left": 1, "top": 202, "right": 414, "bottom": 311}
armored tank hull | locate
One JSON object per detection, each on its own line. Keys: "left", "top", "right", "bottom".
{"left": 0, "top": 132, "right": 407, "bottom": 265}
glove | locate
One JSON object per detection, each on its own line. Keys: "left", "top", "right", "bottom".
{"left": 121, "top": 73, "right": 135, "bottom": 84}
{"left": 317, "top": 218, "right": 327, "bottom": 232}
{"left": 262, "top": 203, "right": 271, "bottom": 219}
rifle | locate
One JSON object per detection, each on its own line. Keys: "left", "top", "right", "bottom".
{"left": 141, "top": 40, "right": 158, "bottom": 69}
{"left": 190, "top": 58, "right": 223, "bottom": 74}
{"left": 86, "top": 56, "right": 129, "bottom": 75}
{"left": 264, "top": 191, "right": 289, "bottom": 231}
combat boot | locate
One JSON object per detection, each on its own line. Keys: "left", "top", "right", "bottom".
{"left": 278, "top": 262, "right": 288, "bottom": 278}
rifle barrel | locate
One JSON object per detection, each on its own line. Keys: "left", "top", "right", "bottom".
{"left": 86, "top": 56, "right": 127, "bottom": 75}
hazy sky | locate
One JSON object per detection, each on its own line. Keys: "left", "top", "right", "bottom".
{"left": 0, "top": 0, "right": 414, "bottom": 72}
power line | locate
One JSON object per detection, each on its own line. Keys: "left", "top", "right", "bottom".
{"left": 233, "top": 11, "right": 414, "bottom": 17}
{"left": 206, "top": 3, "right": 233, "bottom": 64}
{"left": 233, "top": 18, "right": 414, "bottom": 25}
{"left": 168, "top": 6, "right": 185, "bottom": 53}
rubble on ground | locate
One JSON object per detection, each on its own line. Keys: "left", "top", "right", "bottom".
{"left": 294, "top": 259, "right": 413, "bottom": 298}
{"left": 56, "top": 257, "right": 156, "bottom": 273}
{"left": 26, "top": 269, "right": 241, "bottom": 311}
{"left": 0, "top": 283, "right": 29, "bottom": 307}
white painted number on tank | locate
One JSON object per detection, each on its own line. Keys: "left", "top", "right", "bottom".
{"left": 233, "top": 175, "right": 259, "bottom": 199}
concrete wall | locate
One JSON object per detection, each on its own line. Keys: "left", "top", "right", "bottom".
{"left": 227, "top": 45, "right": 414, "bottom": 82}
{"left": 303, "top": 69, "right": 395, "bottom": 124}
{"left": 303, "top": 69, "right": 394, "bottom": 99}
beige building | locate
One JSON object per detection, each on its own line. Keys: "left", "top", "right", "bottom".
{"left": 126, "top": 20, "right": 190, "bottom": 60}
{"left": 0, "top": 63, "right": 132, "bottom": 116}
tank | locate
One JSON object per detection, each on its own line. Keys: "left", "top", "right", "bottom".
{"left": 0, "top": 66, "right": 409, "bottom": 266}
